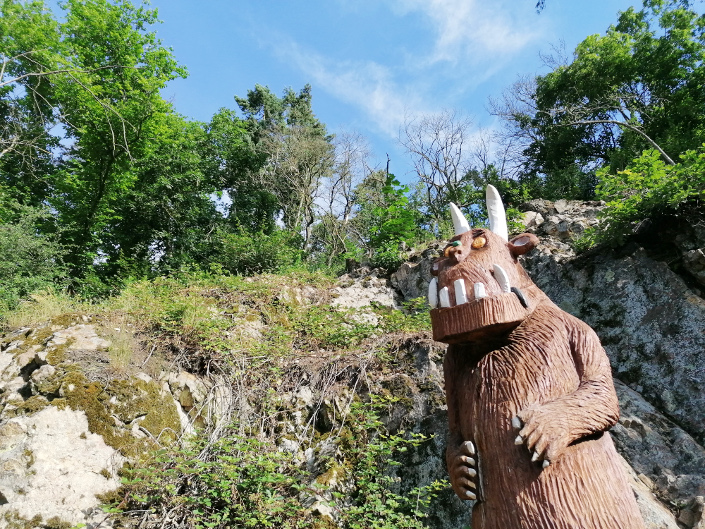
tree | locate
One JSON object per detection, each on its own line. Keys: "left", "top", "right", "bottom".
{"left": 0, "top": 0, "right": 64, "bottom": 204}
{"left": 0, "top": 190, "right": 66, "bottom": 310}
{"left": 400, "top": 110, "right": 475, "bottom": 222}
{"left": 46, "top": 0, "right": 186, "bottom": 274}
{"left": 351, "top": 171, "right": 419, "bottom": 269}
{"left": 235, "top": 84, "right": 334, "bottom": 250}
{"left": 493, "top": 0, "right": 705, "bottom": 199}
{"left": 102, "top": 114, "right": 227, "bottom": 275}
{"left": 202, "top": 108, "right": 274, "bottom": 234}
{"left": 258, "top": 123, "right": 334, "bottom": 248}
{"left": 311, "top": 131, "right": 372, "bottom": 265}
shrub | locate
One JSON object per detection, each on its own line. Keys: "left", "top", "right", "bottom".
{"left": 116, "top": 396, "right": 446, "bottom": 529}
{"left": 213, "top": 228, "right": 303, "bottom": 276}
{"left": 577, "top": 147, "right": 705, "bottom": 249}
{"left": 0, "top": 204, "right": 67, "bottom": 312}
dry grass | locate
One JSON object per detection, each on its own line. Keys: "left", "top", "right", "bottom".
{"left": 2, "top": 290, "right": 83, "bottom": 329}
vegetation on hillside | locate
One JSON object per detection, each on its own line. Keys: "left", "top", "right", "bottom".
{"left": 1, "top": 0, "right": 704, "bottom": 312}
{"left": 2, "top": 271, "right": 443, "bottom": 528}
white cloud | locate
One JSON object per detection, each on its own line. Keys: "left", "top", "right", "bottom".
{"left": 391, "top": 0, "right": 544, "bottom": 65}
{"left": 275, "top": 41, "right": 430, "bottom": 138}
{"left": 261, "top": 1, "right": 547, "bottom": 142}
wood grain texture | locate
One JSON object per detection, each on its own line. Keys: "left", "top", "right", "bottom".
{"left": 434, "top": 228, "right": 645, "bottom": 529}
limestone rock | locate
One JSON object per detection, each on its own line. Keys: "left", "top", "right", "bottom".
{"left": 332, "top": 269, "right": 399, "bottom": 324}
{"left": 48, "top": 324, "right": 110, "bottom": 351}
{"left": 683, "top": 248, "right": 705, "bottom": 287}
{"left": 521, "top": 210, "right": 545, "bottom": 229}
{"left": 0, "top": 406, "right": 125, "bottom": 527}
{"left": 332, "top": 271, "right": 398, "bottom": 310}
{"left": 390, "top": 244, "right": 442, "bottom": 302}
{"left": 612, "top": 380, "right": 705, "bottom": 514}
{"left": 522, "top": 243, "right": 705, "bottom": 445}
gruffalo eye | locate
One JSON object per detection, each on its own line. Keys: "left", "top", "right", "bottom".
{"left": 471, "top": 236, "right": 487, "bottom": 249}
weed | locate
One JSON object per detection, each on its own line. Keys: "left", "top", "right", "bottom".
{"left": 113, "top": 393, "right": 446, "bottom": 529}
{"left": 2, "top": 290, "right": 81, "bottom": 329}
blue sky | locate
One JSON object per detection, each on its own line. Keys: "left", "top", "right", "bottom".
{"left": 150, "top": 0, "right": 640, "bottom": 182}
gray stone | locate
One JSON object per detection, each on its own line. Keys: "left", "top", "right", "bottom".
{"left": 0, "top": 407, "right": 125, "bottom": 527}
{"left": 554, "top": 199, "right": 569, "bottom": 213}
{"left": 521, "top": 211, "right": 545, "bottom": 229}
{"left": 683, "top": 248, "right": 705, "bottom": 287}
{"left": 612, "top": 380, "right": 705, "bottom": 508}
{"left": 48, "top": 324, "right": 110, "bottom": 351}
{"left": 523, "top": 242, "right": 705, "bottom": 445}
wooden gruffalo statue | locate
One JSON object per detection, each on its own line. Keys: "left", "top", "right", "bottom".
{"left": 430, "top": 186, "right": 645, "bottom": 529}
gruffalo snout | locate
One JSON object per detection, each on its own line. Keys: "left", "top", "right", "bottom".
{"left": 430, "top": 186, "right": 645, "bottom": 529}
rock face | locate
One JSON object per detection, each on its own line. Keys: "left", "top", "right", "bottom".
{"left": 613, "top": 380, "right": 705, "bottom": 527}
{"left": 0, "top": 322, "right": 215, "bottom": 527}
{"left": 0, "top": 406, "right": 125, "bottom": 526}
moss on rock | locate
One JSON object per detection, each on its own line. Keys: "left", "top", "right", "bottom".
{"left": 52, "top": 371, "right": 181, "bottom": 458}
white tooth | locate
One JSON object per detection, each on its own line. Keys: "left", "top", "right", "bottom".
{"left": 493, "top": 264, "right": 511, "bottom": 293}
{"left": 474, "top": 282, "right": 486, "bottom": 299}
{"left": 454, "top": 279, "right": 468, "bottom": 305}
{"left": 428, "top": 278, "right": 438, "bottom": 308}
{"left": 439, "top": 287, "right": 451, "bottom": 308}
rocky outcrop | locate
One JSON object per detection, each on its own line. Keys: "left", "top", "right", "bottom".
{"left": 0, "top": 320, "right": 225, "bottom": 527}
{"left": 0, "top": 406, "right": 124, "bottom": 527}
{"left": 519, "top": 198, "right": 604, "bottom": 240}
{"left": 614, "top": 380, "right": 705, "bottom": 527}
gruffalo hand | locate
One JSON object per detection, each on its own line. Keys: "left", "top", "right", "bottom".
{"left": 447, "top": 441, "right": 478, "bottom": 501}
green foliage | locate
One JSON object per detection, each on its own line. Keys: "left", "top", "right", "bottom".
{"left": 50, "top": 0, "right": 187, "bottom": 273}
{"left": 577, "top": 146, "right": 705, "bottom": 248}
{"left": 502, "top": 0, "right": 705, "bottom": 201}
{"left": 117, "top": 395, "right": 445, "bottom": 529}
{"left": 123, "top": 432, "right": 309, "bottom": 528}
{"left": 0, "top": 0, "right": 62, "bottom": 197}
{"left": 354, "top": 173, "right": 421, "bottom": 270}
{"left": 0, "top": 201, "right": 66, "bottom": 312}
{"left": 212, "top": 228, "right": 304, "bottom": 276}
{"left": 203, "top": 108, "right": 274, "bottom": 233}
{"left": 340, "top": 396, "right": 446, "bottom": 529}
{"left": 367, "top": 175, "right": 418, "bottom": 248}
{"left": 235, "top": 84, "right": 334, "bottom": 247}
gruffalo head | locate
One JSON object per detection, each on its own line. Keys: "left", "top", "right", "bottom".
{"left": 429, "top": 186, "right": 543, "bottom": 344}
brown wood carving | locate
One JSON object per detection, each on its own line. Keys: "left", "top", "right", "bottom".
{"left": 431, "top": 191, "right": 645, "bottom": 529}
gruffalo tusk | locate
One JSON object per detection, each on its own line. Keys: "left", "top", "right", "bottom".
{"left": 485, "top": 185, "right": 508, "bottom": 242}
{"left": 450, "top": 202, "right": 471, "bottom": 236}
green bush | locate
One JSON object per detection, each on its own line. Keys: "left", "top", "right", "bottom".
{"left": 0, "top": 204, "right": 66, "bottom": 312}
{"left": 577, "top": 147, "right": 705, "bottom": 249}
{"left": 116, "top": 396, "right": 446, "bottom": 529}
{"left": 213, "top": 228, "right": 303, "bottom": 276}
{"left": 341, "top": 396, "right": 446, "bottom": 529}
